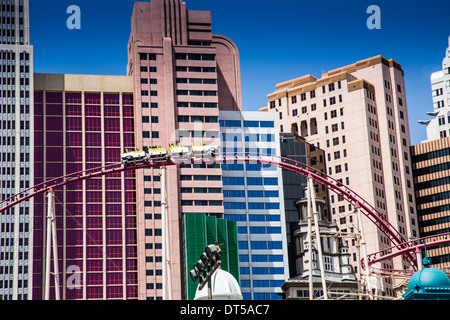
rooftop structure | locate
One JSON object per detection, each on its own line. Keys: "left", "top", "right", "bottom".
{"left": 418, "top": 35, "right": 450, "bottom": 142}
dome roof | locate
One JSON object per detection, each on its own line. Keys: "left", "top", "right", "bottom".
{"left": 407, "top": 266, "right": 450, "bottom": 292}
{"left": 194, "top": 268, "right": 243, "bottom": 300}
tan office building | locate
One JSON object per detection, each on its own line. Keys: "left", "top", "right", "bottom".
{"left": 411, "top": 137, "right": 450, "bottom": 271}
{"left": 262, "top": 55, "right": 420, "bottom": 298}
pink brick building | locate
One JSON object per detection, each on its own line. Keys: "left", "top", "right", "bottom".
{"left": 127, "top": 0, "right": 242, "bottom": 299}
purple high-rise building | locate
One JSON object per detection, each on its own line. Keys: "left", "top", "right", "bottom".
{"left": 33, "top": 74, "right": 138, "bottom": 300}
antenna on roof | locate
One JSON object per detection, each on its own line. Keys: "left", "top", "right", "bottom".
{"left": 423, "top": 240, "right": 432, "bottom": 267}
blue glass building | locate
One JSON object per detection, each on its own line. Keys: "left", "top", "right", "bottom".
{"left": 219, "top": 111, "right": 289, "bottom": 300}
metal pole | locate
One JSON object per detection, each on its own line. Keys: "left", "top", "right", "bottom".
{"left": 308, "top": 177, "right": 328, "bottom": 300}
{"left": 50, "top": 191, "right": 61, "bottom": 300}
{"left": 45, "top": 190, "right": 53, "bottom": 300}
{"left": 207, "top": 266, "right": 212, "bottom": 301}
{"left": 306, "top": 183, "right": 313, "bottom": 300}
{"left": 355, "top": 231, "right": 362, "bottom": 300}
{"left": 161, "top": 167, "right": 172, "bottom": 300}
{"left": 45, "top": 189, "right": 60, "bottom": 300}
{"left": 355, "top": 204, "right": 372, "bottom": 299}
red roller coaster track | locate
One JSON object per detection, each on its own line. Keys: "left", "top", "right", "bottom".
{"left": 2, "top": 152, "right": 448, "bottom": 273}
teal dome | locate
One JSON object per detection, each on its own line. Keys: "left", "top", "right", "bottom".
{"left": 407, "top": 266, "right": 450, "bottom": 292}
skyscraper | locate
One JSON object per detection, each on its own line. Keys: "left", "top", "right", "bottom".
{"left": 0, "top": 0, "right": 33, "bottom": 300}
{"left": 410, "top": 137, "right": 450, "bottom": 271}
{"left": 419, "top": 36, "right": 450, "bottom": 141}
{"left": 33, "top": 73, "right": 138, "bottom": 300}
{"left": 220, "top": 110, "right": 289, "bottom": 300}
{"left": 127, "top": 0, "right": 242, "bottom": 299}
{"left": 262, "top": 55, "right": 420, "bottom": 298}
{"left": 279, "top": 133, "right": 328, "bottom": 277}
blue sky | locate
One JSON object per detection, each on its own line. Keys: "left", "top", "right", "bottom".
{"left": 30, "top": 0, "right": 450, "bottom": 146}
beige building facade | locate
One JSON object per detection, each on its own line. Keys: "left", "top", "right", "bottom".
{"left": 262, "top": 55, "right": 420, "bottom": 298}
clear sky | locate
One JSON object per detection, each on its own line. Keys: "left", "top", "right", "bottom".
{"left": 30, "top": 0, "right": 450, "bottom": 146}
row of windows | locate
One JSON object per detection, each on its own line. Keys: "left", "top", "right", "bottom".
{"left": 144, "top": 201, "right": 161, "bottom": 207}
{"left": 179, "top": 163, "right": 220, "bottom": 169}
{"left": 176, "top": 130, "right": 219, "bottom": 139}
{"left": 417, "top": 203, "right": 450, "bottom": 217}
{"left": 180, "top": 175, "right": 221, "bottom": 181}
{"left": 416, "top": 190, "right": 450, "bottom": 205}
{"left": 140, "top": 66, "right": 157, "bottom": 73}
{"left": 176, "top": 90, "right": 216, "bottom": 96}
{"left": 238, "top": 241, "right": 283, "bottom": 250}
{"left": 224, "top": 202, "right": 280, "bottom": 210}
{"left": 411, "top": 147, "right": 450, "bottom": 163}
{"left": 181, "top": 200, "right": 222, "bottom": 206}
{"left": 181, "top": 187, "right": 221, "bottom": 194}
{"left": 221, "top": 148, "right": 276, "bottom": 156}
{"left": 220, "top": 120, "right": 275, "bottom": 128}
{"left": 39, "top": 105, "right": 134, "bottom": 117}
{"left": 144, "top": 228, "right": 162, "bottom": 236}
{"left": 224, "top": 214, "right": 280, "bottom": 222}
{"left": 222, "top": 177, "right": 278, "bottom": 186}
{"left": 177, "top": 102, "right": 217, "bottom": 108}
{"left": 175, "top": 53, "right": 215, "bottom": 61}
{"left": 414, "top": 175, "right": 450, "bottom": 192}
{"left": 239, "top": 254, "right": 283, "bottom": 262}
{"left": 413, "top": 161, "right": 450, "bottom": 177}
{"left": 176, "top": 78, "right": 216, "bottom": 84}
{"left": 177, "top": 115, "right": 218, "bottom": 123}
{"left": 176, "top": 66, "right": 216, "bottom": 73}
{"left": 223, "top": 190, "right": 279, "bottom": 198}
{"left": 240, "top": 280, "right": 284, "bottom": 292}
{"left": 142, "top": 131, "right": 159, "bottom": 139}
{"left": 240, "top": 267, "right": 284, "bottom": 275}
{"left": 237, "top": 226, "right": 281, "bottom": 234}
{"left": 222, "top": 163, "right": 276, "bottom": 172}
{"left": 141, "top": 90, "right": 157, "bottom": 97}
{"left": 139, "top": 53, "right": 157, "bottom": 61}
{"left": 221, "top": 133, "right": 276, "bottom": 142}
{"left": 270, "top": 81, "right": 344, "bottom": 109}
{"left": 64, "top": 117, "right": 133, "bottom": 132}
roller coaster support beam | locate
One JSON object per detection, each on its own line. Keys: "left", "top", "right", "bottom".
{"left": 161, "top": 167, "right": 172, "bottom": 300}
{"left": 415, "top": 248, "right": 423, "bottom": 270}
{"left": 355, "top": 203, "right": 372, "bottom": 300}
{"left": 44, "top": 189, "right": 61, "bottom": 300}
{"left": 307, "top": 178, "right": 313, "bottom": 299}
{"left": 307, "top": 176, "right": 328, "bottom": 300}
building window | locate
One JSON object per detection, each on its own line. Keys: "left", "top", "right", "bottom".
{"left": 331, "top": 110, "right": 337, "bottom": 118}
{"left": 330, "top": 97, "right": 336, "bottom": 105}
{"left": 333, "top": 137, "right": 339, "bottom": 146}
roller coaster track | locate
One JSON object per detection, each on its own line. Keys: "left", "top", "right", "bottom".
{"left": 366, "top": 232, "right": 450, "bottom": 275}
{"left": 3, "top": 152, "right": 446, "bottom": 273}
